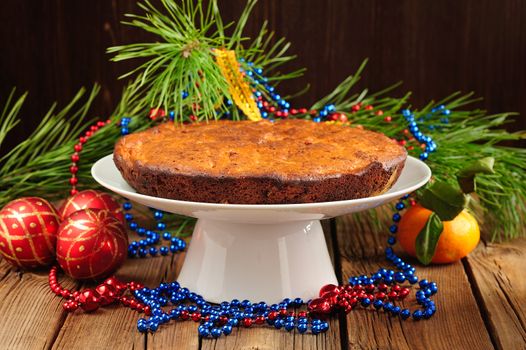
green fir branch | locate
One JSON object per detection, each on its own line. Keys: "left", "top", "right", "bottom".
{"left": 0, "top": 89, "right": 25, "bottom": 151}
{"left": 0, "top": 83, "right": 155, "bottom": 207}
{"left": 108, "top": 0, "right": 303, "bottom": 122}
{"left": 313, "top": 63, "right": 525, "bottom": 240}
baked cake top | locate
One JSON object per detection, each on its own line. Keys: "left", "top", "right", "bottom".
{"left": 114, "top": 119, "right": 406, "bottom": 181}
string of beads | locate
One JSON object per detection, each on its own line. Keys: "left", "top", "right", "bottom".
{"left": 60, "top": 61, "right": 448, "bottom": 338}
{"left": 69, "top": 119, "right": 112, "bottom": 196}
{"left": 49, "top": 266, "right": 151, "bottom": 315}
{"left": 124, "top": 204, "right": 187, "bottom": 258}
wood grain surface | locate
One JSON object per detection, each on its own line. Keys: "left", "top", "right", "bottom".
{"left": 0, "top": 260, "right": 79, "bottom": 349}
{"left": 464, "top": 239, "right": 526, "bottom": 350}
{"left": 336, "top": 214, "right": 495, "bottom": 350}
{"left": 0, "top": 210, "right": 525, "bottom": 349}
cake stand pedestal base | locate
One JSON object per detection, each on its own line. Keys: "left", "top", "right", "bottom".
{"left": 177, "top": 218, "right": 338, "bottom": 304}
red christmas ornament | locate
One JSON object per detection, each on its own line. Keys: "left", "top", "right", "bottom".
{"left": 56, "top": 208, "right": 128, "bottom": 280}
{"left": 59, "top": 190, "right": 124, "bottom": 224}
{"left": 0, "top": 197, "right": 60, "bottom": 268}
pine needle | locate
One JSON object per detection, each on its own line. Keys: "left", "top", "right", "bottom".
{"left": 0, "top": 83, "right": 154, "bottom": 207}
{"left": 108, "top": 0, "right": 303, "bottom": 121}
{"left": 315, "top": 63, "right": 525, "bottom": 240}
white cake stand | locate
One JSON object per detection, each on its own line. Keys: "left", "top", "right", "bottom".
{"left": 92, "top": 155, "right": 430, "bottom": 304}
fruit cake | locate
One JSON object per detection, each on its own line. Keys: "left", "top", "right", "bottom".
{"left": 113, "top": 119, "right": 406, "bottom": 204}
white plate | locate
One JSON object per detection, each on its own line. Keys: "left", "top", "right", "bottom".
{"left": 92, "top": 155, "right": 431, "bottom": 303}
{"left": 92, "top": 155, "right": 430, "bottom": 223}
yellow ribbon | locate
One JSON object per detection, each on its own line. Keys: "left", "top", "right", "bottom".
{"left": 215, "top": 49, "right": 261, "bottom": 121}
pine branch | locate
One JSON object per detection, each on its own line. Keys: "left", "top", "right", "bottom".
{"left": 0, "top": 82, "right": 155, "bottom": 208}
{"left": 0, "top": 89, "right": 25, "bottom": 151}
{"left": 108, "top": 0, "right": 303, "bottom": 122}
{"left": 315, "top": 63, "right": 525, "bottom": 240}
{"left": 413, "top": 107, "right": 525, "bottom": 241}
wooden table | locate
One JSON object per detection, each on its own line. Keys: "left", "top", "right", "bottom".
{"left": 1, "top": 213, "right": 525, "bottom": 349}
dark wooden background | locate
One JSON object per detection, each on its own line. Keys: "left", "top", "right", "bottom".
{"left": 1, "top": 0, "right": 525, "bottom": 148}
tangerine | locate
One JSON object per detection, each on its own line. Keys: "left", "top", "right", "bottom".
{"left": 397, "top": 204, "right": 480, "bottom": 264}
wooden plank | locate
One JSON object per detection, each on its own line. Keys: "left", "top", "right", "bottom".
{"left": 51, "top": 252, "right": 146, "bottom": 350}
{"left": 0, "top": 259, "right": 79, "bottom": 350}
{"left": 464, "top": 238, "right": 526, "bottom": 350}
{"left": 336, "top": 213, "right": 494, "bottom": 350}
{"left": 201, "top": 220, "right": 342, "bottom": 350}
{"left": 51, "top": 234, "right": 198, "bottom": 350}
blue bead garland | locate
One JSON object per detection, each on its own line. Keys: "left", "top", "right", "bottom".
{"left": 243, "top": 62, "right": 338, "bottom": 122}
{"left": 119, "top": 117, "right": 131, "bottom": 136}
{"left": 123, "top": 203, "right": 186, "bottom": 259}
{"left": 133, "top": 282, "right": 329, "bottom": 336}
{"left": 117, "top": 71, "right": 447, "bottom": 338}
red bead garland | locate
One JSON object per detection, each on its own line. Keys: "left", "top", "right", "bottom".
{"left": 49, "top": 266, "right": 151, "bottom": 314}
{"left": 255, "top": 94, "right": 318, "bottom": 119}
{"left": 307, "top": 283, "right": 410, "bottom": 317}
{"left": 149, "top": 108, "right": 166, "bottom": 120}
{"left": 69, "top": 119, "right": 112, "bottom": 195}
{"left": 255, "top": 93, "right": 390, "bottom": 124}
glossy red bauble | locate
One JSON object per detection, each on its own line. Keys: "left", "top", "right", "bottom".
{"left": 56, "top": 209, "right": 128, "bottom": 280}
{"left": 0, "top": 197, "right": 60, "bottom": 268}
{"left": 307, "top": 297, "right": 332, "bottom": 315}
{"left": 78, "top": 289, "right": 100, "bottom": 312}
{"left": 319, "top": 283, "right": 340, "bottom": 298}
{"left": 95, "top": 284, "right": 117, "bottom": 306}
{"left": 59, "top": 190, "right": 124, "bottom": 224}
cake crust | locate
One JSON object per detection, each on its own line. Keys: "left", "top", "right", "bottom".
{"left": 114, "top": 119, "right": 407, "bottom": 204}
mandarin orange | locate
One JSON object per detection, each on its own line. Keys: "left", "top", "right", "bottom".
{"left": 398, "top": 204, "right": 480, "bottom": 264}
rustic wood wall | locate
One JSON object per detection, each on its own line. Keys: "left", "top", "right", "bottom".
{"left": 1, "top": 0, "right": 525, "bottom": 148}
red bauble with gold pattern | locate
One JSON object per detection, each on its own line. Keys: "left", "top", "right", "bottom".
{"left": 56, "top": 208, "right": 128, "bottom": 280}
{"left": 59, "top": 190, "right": 124, "bottom": 224}
{"left": 0, "top": 197, "right": 60, "bottom": 268}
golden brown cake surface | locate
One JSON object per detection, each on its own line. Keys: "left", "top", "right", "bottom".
{"left": 114, "top": 119, "right": 407, "bottom": 204}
